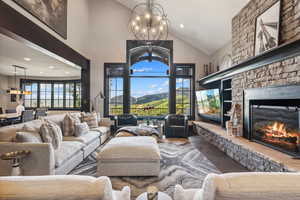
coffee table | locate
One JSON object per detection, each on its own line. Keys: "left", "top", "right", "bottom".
{"left": 136, "top": 192, "right": 172, "bottom": 200}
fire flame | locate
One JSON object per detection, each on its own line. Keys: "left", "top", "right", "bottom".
{"left": 265, "top": 122, "right": 299, "bottom": 143}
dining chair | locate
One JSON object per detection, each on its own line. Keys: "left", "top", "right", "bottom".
{"left": 35, "top": 108, "right": 47, "bottom": 119}
{"left": 21, "top": 110, "right": 34, "bottom": 123}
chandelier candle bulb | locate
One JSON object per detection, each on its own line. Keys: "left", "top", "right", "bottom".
{"left": 129, "top": 0, "right": 169, "bottom": 40}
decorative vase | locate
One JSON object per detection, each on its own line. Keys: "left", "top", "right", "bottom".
{"left": 147, "top": 186, "right": 158, "bottom": 200}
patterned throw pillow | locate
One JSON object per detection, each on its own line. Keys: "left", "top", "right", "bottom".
{"left": 74, "top": 122, "right": 90, "bottom": 137}
{"left": 81, "top": 112, "right": 98, "bottom": 129}
{"left": 63, "top": 113, "right": 81, "bottom": 136}
{"left": 40, "top": 120, "right": 63, "bottom": 150}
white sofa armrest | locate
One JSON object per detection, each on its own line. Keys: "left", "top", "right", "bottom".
{"left": 113, "top": 186, "right": 131, "bottom": 200}
{"left": 99, "top": 176, "right": 131, "bottom": 200}
{"left": 174, "top": 185, "right": 200, "bottom": 200}
{"left": 0, "top": 142, "right": 55, "bottom": 176}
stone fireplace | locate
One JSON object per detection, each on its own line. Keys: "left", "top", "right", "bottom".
{"left": 244, "top": 85, "right": 300, "bottom": 157}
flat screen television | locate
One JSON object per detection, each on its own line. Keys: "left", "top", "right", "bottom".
{"left": 196, "top": 89, "right": 221, "bottom": 122}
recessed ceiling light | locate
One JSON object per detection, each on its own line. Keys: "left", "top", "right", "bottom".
{"left": 49, "top": 66, "right": 55, "bottom": 69}
{"left": 24, "top": 57, "right": 31, "bottom": 61}
{"left": 180, "top": 24, "right": 184, "bottom": 29}
{"left": 65, "top": 71, "right": 70, "bottom": 74}
{"left": 40, "top": 72, "right": 44, "bottom": 74}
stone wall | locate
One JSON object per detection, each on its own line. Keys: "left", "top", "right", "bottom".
{"left": 232, "top": 0, "right": 300, "bottom": 65}
{"left": 194, "top": 122, "right": 296, "bottom": 172}
{"left": 232, "top": 55, "right": 300, "bottom": 124}
{"left": 230, "top": 0, "right": 300, "bottom": 128}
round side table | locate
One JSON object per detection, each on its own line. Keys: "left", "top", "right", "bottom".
{"left": 0, "top": 150, "right": 31, "bottom": 176}
{"left": 136, "top": 192, "right": 172, "bottom": 200}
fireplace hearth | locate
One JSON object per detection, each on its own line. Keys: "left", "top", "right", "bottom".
{"left": 244, "top": 85, "right": 300, "bottom": 157}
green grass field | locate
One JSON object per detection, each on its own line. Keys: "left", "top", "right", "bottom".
{"left": 109, "top": 95, "right": 190, "bottom": 116}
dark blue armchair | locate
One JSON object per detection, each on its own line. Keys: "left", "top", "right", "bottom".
{"left": 164, "top": 114, "right": 188, "bottom": 138}
{"left": 114, "top": 114, "right": 138, "bottom": 130}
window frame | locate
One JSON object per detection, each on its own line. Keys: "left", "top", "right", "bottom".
{"left": 174, "top": 63, "right": 196, "bottom": 120}
{"left": 104, "top": 63, "right": 126, "bottom": 117}
{"left": 104, "top": 63, "right": 195, "bottom": 119}
{"left": 20, "top": 79, "right": 82, "bottom": 110}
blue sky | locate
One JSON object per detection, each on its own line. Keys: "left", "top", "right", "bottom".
{"left": 131, "top": 60, "right": 169, "bottom": 97}
{"left": 110, "top": 60, "right": 189, "bottom": 98}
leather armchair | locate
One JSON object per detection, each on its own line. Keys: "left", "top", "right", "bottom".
{"left": 164, "top": 114, "right": 188, "bottom": 138}
{"left": 114, "top": 114, "right": 138, "bottom": 130}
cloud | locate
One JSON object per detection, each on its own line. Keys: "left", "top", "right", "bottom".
{"left": 163, "top": 80, "right": 169, "bottom": 86}
{"left": 176, "top": 79, "right": 189, "bottom": 83}
{"left": 133, "top": 68, "right": 153, "bottom": 73}
{"left": 150, "top": 84, "right": 158, "bottom": 89}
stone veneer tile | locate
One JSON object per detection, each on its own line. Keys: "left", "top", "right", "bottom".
{"left": 193, "top": 121, "right": 300, "bottom": 172}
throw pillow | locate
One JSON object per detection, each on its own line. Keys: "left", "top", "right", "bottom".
{"left": 81, "top": 112, "right": 98, "bottom": 129}
{"left": 74, "top": 122, "right": 90, "bottom": 137}
{"left": 22, "top": 123, "right": 41, "bottom": 134}
{"left": 63, "top": 113, "right": 81, "bottom": 136}
{"left": 40, "top": 120, "right": 63, "bottom": 150}
{"left": 16, "top": 132, "right": 42, "bottom": 143}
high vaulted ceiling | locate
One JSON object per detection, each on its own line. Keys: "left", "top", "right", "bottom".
{"left": 0, "top": 34, "right": 81, "bottom": 78}
{"left": 115, "top": 0, "right": 250, "bottom": 55}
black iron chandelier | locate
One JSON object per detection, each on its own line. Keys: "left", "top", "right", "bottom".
{"left": 129, "top": 0, "right": 169, "bottom": 41}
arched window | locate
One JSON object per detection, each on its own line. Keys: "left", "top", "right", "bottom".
{"left": 104, "top": 41, "right": 195, "bottom": 119}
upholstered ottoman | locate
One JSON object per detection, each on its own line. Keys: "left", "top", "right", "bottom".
{"left": 97, "top": 136, "right": 161, "bottom": 177}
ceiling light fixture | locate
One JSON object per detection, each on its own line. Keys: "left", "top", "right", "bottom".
{"left": 129, "top": 0, "right": 169, "bottom": 40}
{"left": 49, "top": 66, "right": 55, "bottom": 69}
{"left": 180, "top": 24, "right": 184, "bottom": 29}
{"left": 65, "top": 71, "right": 70, "bottom": 74}
{"left": 24, "top": 57, "right": 31, "bottom": 61}
{"left": 7, "top": 65, "right": 32, "bottom": 95}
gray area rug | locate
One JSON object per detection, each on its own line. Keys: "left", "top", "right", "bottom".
{"left": 70, "top": 140, "right": 221, "bottom": 199}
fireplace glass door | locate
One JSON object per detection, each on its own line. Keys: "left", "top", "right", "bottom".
{"left": 252, "top": 105, "right": 300, "bottom": 155}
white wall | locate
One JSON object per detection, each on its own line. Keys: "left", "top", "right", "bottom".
{"left": 0, "top": 74, "right": 9, "bottom": 111}
{"left": 209, "top": 40, "right": 232, "bottom": 71}
{"left": 2, "top": 0, "right": 90, "bottom": 57}
{"left": 2, "top": 0, "right": 210, "bottom": 114}
{"left": 87, "top": 0, "right": 209, "bottom": 113}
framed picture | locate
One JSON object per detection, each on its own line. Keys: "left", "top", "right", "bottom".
{"left": 11, "top": 0, "right": 68, "bottom": 39}
{"left": 254, "top": 0, "right": 281, "bottom": 56}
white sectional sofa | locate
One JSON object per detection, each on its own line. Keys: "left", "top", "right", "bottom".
{"left": 0, "top": 114, "right": 111, "bottom": 176}
{"left": 0, "top": 175, "right": 130, "bottom": 200}
{"left": 174, "top": 172, "right": 300, "bottom": 200}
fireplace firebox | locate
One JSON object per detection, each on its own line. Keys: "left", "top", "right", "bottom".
{"left": 244, "top": 85, "right": 300, "bottom": 157}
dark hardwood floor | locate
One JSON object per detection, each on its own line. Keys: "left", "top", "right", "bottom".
{"left": 189, "top": 135, "right": 249, "bottom": 173}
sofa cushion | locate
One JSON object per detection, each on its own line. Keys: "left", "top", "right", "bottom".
{"left": 15, "top": 131, "right": 42, "bottom": 143}
{"left": 81, "top": 112, "right": 98, "bottom": 129}
{"left": 22, "top": 123, "right": 42, "bottom": 134}
{"left": 0, "top": 120, "right": 42, "bottom": 142}
{"left": 55, "top": 141, "right": 84, "bottom": 167}
{"left": 97, "top": 136, "right": 160, "bottom": 161}
{"left": 64, "top": 131, "right": 100, "bottom": 145}
{"left": 0, "top": 175, "right": 114, "bottom": 200}
{"left": 63, "top": 113, "right": 81, "bottom": 137}
{"left": 42, "top": 114, "right": 66, "bottom": 129}
{"left": 91, "top": 126, "right": 110, "bottom": 135}
{"left": 75, "top": 122, "right": 90, "bottom": 137}
{"left": 40, "top": 120, "right": 63, "bottom": 150}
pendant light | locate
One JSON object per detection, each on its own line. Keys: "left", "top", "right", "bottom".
{"left": 7, "top": 65, "right": 32, "bottom": 95}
